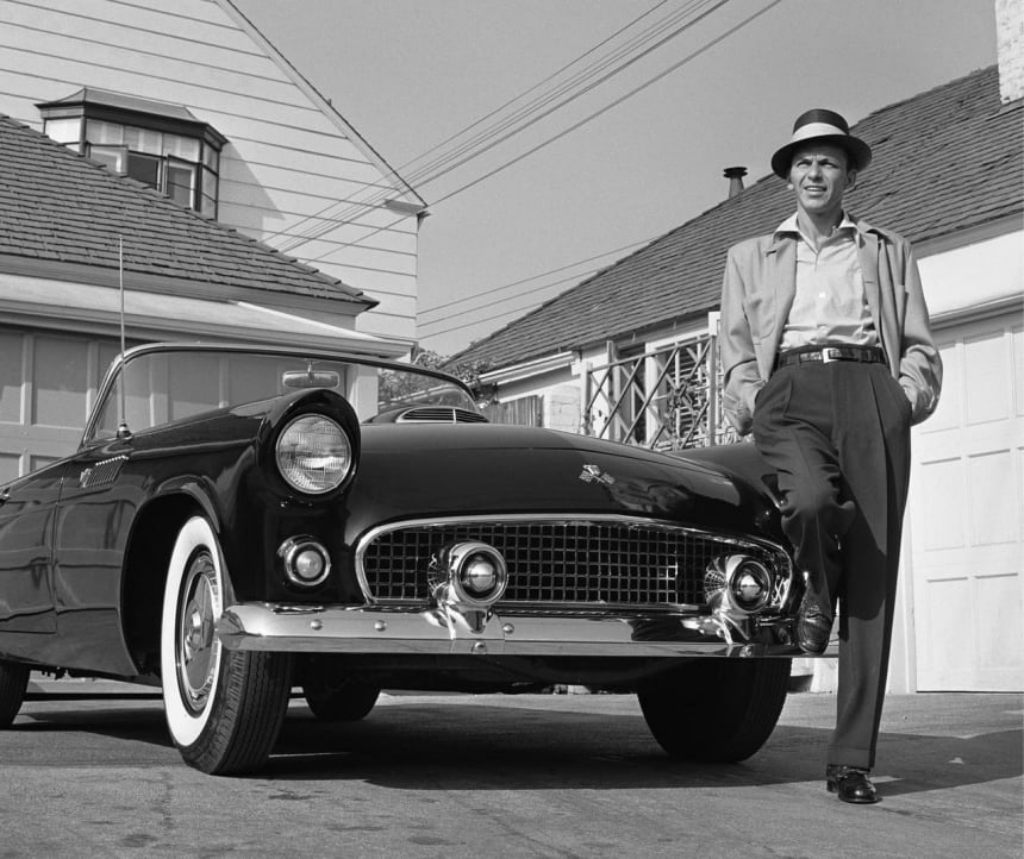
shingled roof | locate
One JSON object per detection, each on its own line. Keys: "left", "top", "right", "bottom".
{"left": 455, "top": 66, "right": 1021, "bottom": 370}
{"left": 0, "top": 115, "right": 374, "bottom": 308}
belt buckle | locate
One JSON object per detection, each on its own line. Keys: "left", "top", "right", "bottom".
{"left": 821, "top": 347, "right": 842, "bottom": 364}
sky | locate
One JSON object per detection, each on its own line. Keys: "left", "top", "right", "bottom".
{"left": 232, "top": 0, "right": 999, "bottom": 356}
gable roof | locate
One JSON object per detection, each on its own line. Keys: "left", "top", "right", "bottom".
{"left": 454, "top": 66, "right": 1022, "bottom": 370}
{"left": 0, "top": 114, "right": 375, "bottom": 309}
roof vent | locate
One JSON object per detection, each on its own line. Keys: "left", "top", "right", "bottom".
{"left": 724, "top": 166, "right": 747, "bottom": 198}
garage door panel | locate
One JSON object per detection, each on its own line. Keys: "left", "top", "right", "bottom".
{"left": 921, "top": 341, "right": 960, "bottom": 434}
{"left": 968, "top": 449, "right": 1020, "bottom": 545}
{"left": 964, "top": 330, "right": 1011, "bottom": 425}
{"left": 975, "top": 573, "right": 1022, "bottom": 671}
{"left": 917, "top": 576, "right": 973, "bottom": 679}
{"left": 911, "top": 311, "right": 1023, "bottom": 692}
{"left": 1014, "top": 325, "right": 1023, "bottom": 416}
{"left": 918, "top": 457, "right": 967, "bottom": 550}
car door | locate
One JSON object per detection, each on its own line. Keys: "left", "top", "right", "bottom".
{"left": 50, "top": 438, "right": 144, "bottom": 673}
{"left": 0, "top": 461, "right": 64, "bottom": 636}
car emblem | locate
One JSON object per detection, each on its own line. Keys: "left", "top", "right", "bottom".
{"left": 579, "top": 464, "right": 615, "bottom": 485}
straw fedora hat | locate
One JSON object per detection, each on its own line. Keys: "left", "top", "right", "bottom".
{"left": 771, "top": 108, "right": 872, "bottom": 179}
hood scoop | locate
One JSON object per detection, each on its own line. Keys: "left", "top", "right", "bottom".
{"left": 395, "top": 407, "right": 489, "bottom": 424}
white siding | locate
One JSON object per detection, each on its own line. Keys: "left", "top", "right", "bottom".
{"left": 0, "top": 0, "right": 419, "bottom": 343}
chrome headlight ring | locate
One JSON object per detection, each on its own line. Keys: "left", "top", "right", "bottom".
{"left": 275, "top": 413, "right": 354, "bottom": 495}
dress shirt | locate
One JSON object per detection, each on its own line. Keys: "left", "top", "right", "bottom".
{"left": 776, "top": 212, "right": 879, "bottom": 352}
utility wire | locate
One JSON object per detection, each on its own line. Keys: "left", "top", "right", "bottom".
{"left": 272, "top": 0, "right": 728, "bottom": 254}
{"left": 270, "top": 0, "right": 687, "bottom": 252}
{"left": 401, "top": 0, "right": 675, "bottom": 174}
{"left": 430, "top": 0, "right": 784, "bottom": 208}
{"left": 310, "top": 0, "right": 783, "bottom": 325}
{"left": 418, "top": 239, "right": 647, "bottom": 319}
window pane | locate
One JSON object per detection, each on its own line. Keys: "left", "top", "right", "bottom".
{"left": 163, "top": 134, "right": 200, "bottom": 162}
{"left": 124, "top": 125, "right": 162, "bottom": 155}
{"left": 86, "top": 119, "right": 123, "bottom": 145}
{"left": 88, "top": 145, "right": 127, "bottom": 173}
{"left": 126, "top": 152, "right": 160, "bottom": 189}
{"left": 33, "top": 336, "right": 89, "bottom": 428}
{"left": 44, "top": 117, "right": 82, "bottom": 145}
{"left": 200, "top": 167, "right": 218, "bottom": 217}
{"left": 0, "top": 332, "right": 23, "bottom": 424}
{"left": 202, "top": 145, "right": 219, "bottom": 171}
{"left": 166, "top": 161, "right": 195, "bottom": 208}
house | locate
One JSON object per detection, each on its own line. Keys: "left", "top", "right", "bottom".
{"left": 453, "top": 15, "right": 1023, "bottom": 692}
{"left": 0, "top": 0, "right": 425, "bottom": 469}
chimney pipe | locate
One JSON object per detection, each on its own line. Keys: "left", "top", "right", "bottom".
{"left": 724, "top": 166, "right": 747, "bottom": 198}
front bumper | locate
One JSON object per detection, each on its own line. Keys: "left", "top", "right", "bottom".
{"left": 216, "top": 603, "right": 829, "bottom": 658}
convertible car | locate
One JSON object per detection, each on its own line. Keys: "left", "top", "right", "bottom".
{"left": 0, "top": 342, "right": 809, "bottom": 775}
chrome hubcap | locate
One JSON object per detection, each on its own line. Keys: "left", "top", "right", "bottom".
{"left": 178, "top": 550, "right": 221, "bottom": 713}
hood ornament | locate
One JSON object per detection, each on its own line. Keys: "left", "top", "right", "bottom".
{"left": 579, "top": 464, "right": 616, "bottom": 486}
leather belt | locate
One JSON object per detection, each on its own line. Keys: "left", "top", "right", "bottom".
{"left": 776, "top": 345, "right": 885, "bottom": 369}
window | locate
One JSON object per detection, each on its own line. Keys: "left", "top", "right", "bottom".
{"left": 38, "top": 88, "right": 226, "bottom": 219}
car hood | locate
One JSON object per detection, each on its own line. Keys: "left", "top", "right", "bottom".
{"left": 346, "top": 424, "right": 777, "bottom": 539}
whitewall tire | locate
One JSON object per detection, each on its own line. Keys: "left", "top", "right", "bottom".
{"left": 161, "top": 516, "right": 292, "bottom": 774}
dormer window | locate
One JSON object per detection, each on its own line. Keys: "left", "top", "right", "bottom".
{"left": 38, "top": 88, "right": 227, "bottom": 219}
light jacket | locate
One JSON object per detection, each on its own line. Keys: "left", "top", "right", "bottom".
{"left": 719, "top": 216, "right": 942, "bottom": 435}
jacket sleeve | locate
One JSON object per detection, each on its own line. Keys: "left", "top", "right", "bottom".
{"left": 896, "top": 244, "right": 942, "bottom": 425}
{"left": 719, "top": 245, "right": 765, "bottom": 436}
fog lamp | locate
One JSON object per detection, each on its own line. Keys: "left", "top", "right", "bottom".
{"left": 705, "top": 554, "right": 773, "bottom": 614}
{"left": 436, "top": 542, "right": 508, "bottom": 607}
{"left": 279, "top": 537, "right": 331, "bottom": 588}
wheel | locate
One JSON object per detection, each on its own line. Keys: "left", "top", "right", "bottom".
{"left": 303, "top": 677, "right": 380, "bottom": 722}
{"left": 160, "top": 516, "right": 292, "bottom": 775}
{"left": 0, "top": 659, "right": 30, "bottom": 728}
{"left": 638, "top": 658, "right": 791, "bottom": 762}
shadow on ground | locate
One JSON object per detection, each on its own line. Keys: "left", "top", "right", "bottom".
{"left": 13, "top": 695, "right": 1021, "bottom": 796}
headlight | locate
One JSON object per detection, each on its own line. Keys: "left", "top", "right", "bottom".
{"left": 275, "top": 414, "right": 353, "bottom": 494}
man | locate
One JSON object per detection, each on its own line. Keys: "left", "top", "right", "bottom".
{"left": 719, "top": 109, "right": 942, "bottom": 804}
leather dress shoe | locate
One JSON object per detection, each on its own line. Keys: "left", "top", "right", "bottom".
{"left": 796, "top": 597, "right": 832, "bottom": 654}
{"left": 826, "top": 765, "right": 880, "bottom": 804}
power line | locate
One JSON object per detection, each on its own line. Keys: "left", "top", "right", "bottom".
{"left": 401, "top": 0, "right": 676, "bottom": 175}
{"left": 306, "top": 0, "right": 784, "bottom": 338}
{"left": 272, "top": 0, "right": 729, "bottom": 254}
{"left": 418, "top": 239, "right": 647, "bottom": 318}
{"left": 405, "top": 0, "right": 727, "bottom": 189}
{"left": 430, "top": 0, "right": 784, "bottom": 208}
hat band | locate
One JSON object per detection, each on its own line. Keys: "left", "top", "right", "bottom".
{"left": 790, "top": 121, "right": 848, "bottom": 143}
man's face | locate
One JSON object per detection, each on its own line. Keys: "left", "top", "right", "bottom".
{"left": 788, "top": 143, "right": 856, "bottom": 221}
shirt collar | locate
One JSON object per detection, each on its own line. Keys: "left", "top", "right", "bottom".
{"left": 774, "top": 211, "right": 857, "bottom": 241}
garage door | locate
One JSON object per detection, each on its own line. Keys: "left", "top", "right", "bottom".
{"left": 0, "top": 329, "right": 120, "bottom": 482}
{"left": 908, "top": 312, "right": 1023, "bottom": 691}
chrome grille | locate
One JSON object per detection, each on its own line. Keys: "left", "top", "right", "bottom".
{"left": 357, "top": 517, "right": 791, "bottom": 609}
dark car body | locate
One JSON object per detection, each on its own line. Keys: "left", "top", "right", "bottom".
{"left": 0, "top": 343, "right": 812, "bottom": 774}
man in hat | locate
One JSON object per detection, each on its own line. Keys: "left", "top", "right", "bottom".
{"left": 719, "top": 108, "right": 942, "bottom": 803}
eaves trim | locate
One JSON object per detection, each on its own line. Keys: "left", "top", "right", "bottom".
{"left": 478, "top": 351, "right": 577, "bottom": 385}
{"left": 0, "top": 255, "right": 377, "bottom": 313}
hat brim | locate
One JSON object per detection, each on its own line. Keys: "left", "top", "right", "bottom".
{"left": 771, "top": 134, "right": 872, "bottom": 179}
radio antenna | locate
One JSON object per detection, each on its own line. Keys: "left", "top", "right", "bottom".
{"left": 116, "top": 237, "right": 132, "bottom": 440}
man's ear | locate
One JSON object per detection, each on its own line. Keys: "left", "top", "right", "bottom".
{"left": 845, "top": 169, "right": 859, "bottom": 191}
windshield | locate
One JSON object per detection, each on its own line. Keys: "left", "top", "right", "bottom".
{"left": 88, "top": 348, "right": 479, "bottom": 440}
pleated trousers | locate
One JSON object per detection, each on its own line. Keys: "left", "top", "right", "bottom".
{"left": 752, "top": 358, "right": 912, "bottom": 769}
